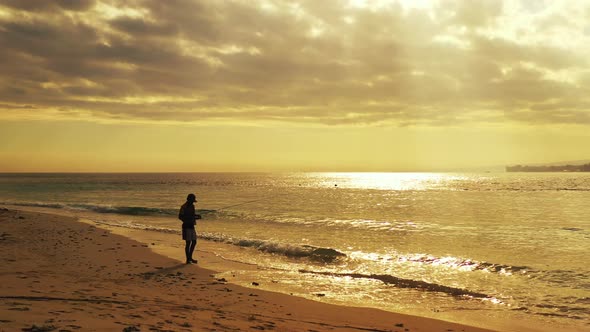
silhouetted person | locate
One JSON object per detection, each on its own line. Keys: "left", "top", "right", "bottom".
{"left": 179, "top": 193, "right": 200, "bottom": 264}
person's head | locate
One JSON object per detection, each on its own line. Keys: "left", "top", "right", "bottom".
{"left": 186, "top": 193, "right": 197, "bottom": 203}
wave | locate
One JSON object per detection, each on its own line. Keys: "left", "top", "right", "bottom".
{"left": 0, "top": 200, "right": 534, "bottom": 273}
{"left": 4, "top": 201, "right": 67, "bottom": 209}
{"left": 398, "top": 254, "right": 531, "bottom": 275}
{"left": 70, "top": 204, "right": 177, "bottom": 216}
{"left": 79, "top": 217, "right": 347, "bottom": 263}
{"left": 298, "top": 269, "right": 496, "bottom": 300}
{"left": 2, "top": 201, "right": 216, "bottom": 218}
{"left": 1, "top": 201, "right": 545, "bottom": 279}
{"left": 83, "top": 219, "right": 182, "bottom": 235}
{"left": 561, "top": 227, "right": 584, "bottom": 232}
{"left": 199, "top": 232, "right": 347, "bottom": 263}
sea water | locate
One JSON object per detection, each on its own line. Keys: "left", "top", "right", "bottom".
{"left": 1, "top": 172, "right": 589, "bottom": 331}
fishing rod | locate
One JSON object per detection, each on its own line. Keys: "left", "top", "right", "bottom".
{"left": 215, "top": 197, "right": 273, "bottom": 211}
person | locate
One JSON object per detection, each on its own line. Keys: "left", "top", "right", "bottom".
{"left": 178, "top": 193, "right": 200, "bottom": 264}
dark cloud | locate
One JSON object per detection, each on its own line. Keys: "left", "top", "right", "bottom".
{"left": 55, "top": 0, "right": 96, "bottom": 11}
{"left": 0, "top": 0, "right": 588, "bottom": 126}
{"left": 110, "top": 17, "right": 179, "bottom": 37}
{"left": 0, "top": 0, "right": 96, "bottom": 12}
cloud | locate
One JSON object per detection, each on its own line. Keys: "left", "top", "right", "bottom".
{"left": 0, "top": 0, "right": 589, "bottom": 126}
{"left": 110, "top": 17, "right": 179, "bottom": 37}
{"left": 0, "top": 0, "right": 96, "bottom": 12}
{"left": 449, "top": 0, "right": 503, "bottom": 28}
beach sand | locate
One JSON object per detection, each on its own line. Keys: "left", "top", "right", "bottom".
{"left": 0, "top": 208, "right": 498, "bottom": 332}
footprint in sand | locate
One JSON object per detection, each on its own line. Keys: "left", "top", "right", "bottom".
{"left": 8, "top": 307, "right": 30, "bottom": 311}
{"left": 21, "top": 324, "right": 56, "bottom": 332}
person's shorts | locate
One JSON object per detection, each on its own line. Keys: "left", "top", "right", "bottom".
{"left": 182, "top": 228, "right": 197, "bottom": 241}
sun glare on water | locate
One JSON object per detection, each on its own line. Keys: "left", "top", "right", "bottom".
{"left": 309, "top": 172, "right": 461, "bottom": 191}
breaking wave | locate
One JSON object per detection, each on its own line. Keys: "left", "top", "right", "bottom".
{"left": 199, "top": 232, "right": 347, "bottom": 263}
{"left": 397, "top": 253, "right": 532, "bottom": 275}
{"left": 298, "top": 269, "right": 496, "bottom": 300}
{"left": 75, "top": 217, "right": 348, "bottom": 263}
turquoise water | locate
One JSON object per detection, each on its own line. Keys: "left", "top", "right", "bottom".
{"left": 1, "top": 172, "right": 589, "bottom": 331}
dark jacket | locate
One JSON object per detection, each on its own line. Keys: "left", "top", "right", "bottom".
{"left": 179, "top": 202, "right": 196, "bottom": 229}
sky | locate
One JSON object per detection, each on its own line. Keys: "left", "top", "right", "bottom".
{"left": 1, "top": 0, "right": 589, "bottom": 172}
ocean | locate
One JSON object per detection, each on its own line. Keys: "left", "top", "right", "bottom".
{"left": 1, "top": 172, "right": 588, "bottom": 331}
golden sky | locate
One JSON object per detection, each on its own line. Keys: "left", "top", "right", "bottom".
{"left": 1, "top": 0, "right": 589, "bottom": 172}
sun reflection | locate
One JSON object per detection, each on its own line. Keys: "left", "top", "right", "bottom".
{"left": 308, "top": 172, "right": 464, "bottom": 191}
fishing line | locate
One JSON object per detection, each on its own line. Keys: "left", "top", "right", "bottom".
{"left": 210, "top": 192, "right": 290, "bottom": 212}
{"left": 215, "top": 197, "right": 272, "bottom": 211}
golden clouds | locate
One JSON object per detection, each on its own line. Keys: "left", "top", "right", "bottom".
{"left": 0, "top": 0, "right": 589, "bottom": 127}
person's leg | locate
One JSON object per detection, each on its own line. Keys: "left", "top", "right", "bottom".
{"left": 185, "top": 240, "right": 192, "bottom": 264}
{"left": 189, "top": 240, "right": 197, "bottom": 262}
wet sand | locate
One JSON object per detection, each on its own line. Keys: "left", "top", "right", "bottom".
{"left": 0, "top": 207, "right": 499, "bottom": 331}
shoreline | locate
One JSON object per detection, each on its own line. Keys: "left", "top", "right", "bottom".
{"left": 0, "top": 207, "right": 503, "bottom": 332}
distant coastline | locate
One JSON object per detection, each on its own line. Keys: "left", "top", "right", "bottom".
{"left": 506, "top": 163, "right": 590, "bottom": 172}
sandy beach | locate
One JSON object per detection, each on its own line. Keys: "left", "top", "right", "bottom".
{"left": 0, "top": 208, "right": 500, "bottom": 332}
